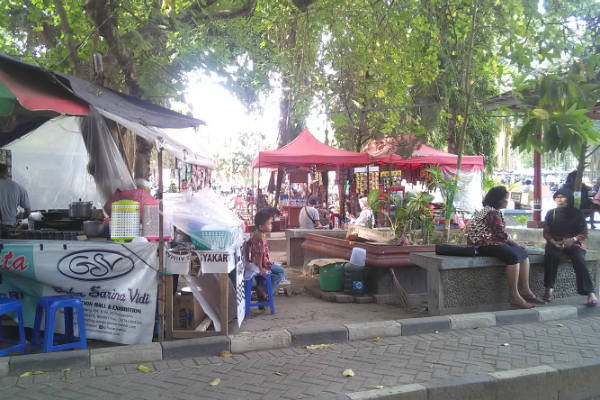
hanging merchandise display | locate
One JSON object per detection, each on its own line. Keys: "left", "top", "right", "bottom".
{"left": 355, "top": 171, "right": 379, "bottom": 194}
{"left": 379, "top": 170, "right": 402, "bottom": 192}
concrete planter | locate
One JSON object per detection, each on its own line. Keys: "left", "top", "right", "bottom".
{"left": 301, "top": 233, "right": 434, "bottom": 268}
{"left": 301, "top": 234, "right": 432, "bottom": 304}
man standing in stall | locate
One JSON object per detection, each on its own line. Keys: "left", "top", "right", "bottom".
{"left": 0, "top": 163, "right": 30, "bottom": 237}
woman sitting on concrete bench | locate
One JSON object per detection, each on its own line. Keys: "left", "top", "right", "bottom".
{"left": 543, "top": 188, "right": 598, "bottom": 306}
{"left": 466, "top": 186, "right": 545, "bottom": 309}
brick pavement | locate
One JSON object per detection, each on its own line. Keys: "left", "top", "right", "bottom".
{"left": 3, "top": 316, "right": 600, "bottom": 400}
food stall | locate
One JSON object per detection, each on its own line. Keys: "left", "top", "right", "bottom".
{"left": 0, "top": 52, "right": 231, "bottom": 345}
{"left": 252, "top": 129, "right": 370, "bottom": 221}
{"left": 361, "top": 136, "right": 485, "bottom": 215}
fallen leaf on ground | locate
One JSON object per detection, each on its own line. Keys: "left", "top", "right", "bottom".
{"left": 274, "top": 372, "right": 283, "bottom": 376}
{"left": 373, "top": 337, "right": 381, "bottom": 343}
{"left": 374, "top": 385, "right": 384, "bottom": 389}
{"left": 306, "top": 344, "right": 332, "bottom": 350}
{"left": 209, "top": 378, "right": 221, "bottom": 386}
{"left": 19, "top": 371, "right": 45, "bottom": 377}
{"left": 342, "top": 369, "right": 355, "bottom": 377}
{"left": 137, "top": 365, "right": 152, "bottom": 373}
{"left": 220, "top": 350, "right": 232, "bottom": 357}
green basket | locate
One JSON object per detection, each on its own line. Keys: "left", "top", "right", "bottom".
{"left": 190, "top": 230, "right": 236, "bottom": 250}
{"left": 319, "top": 262, "right": 345, "bottom": 292}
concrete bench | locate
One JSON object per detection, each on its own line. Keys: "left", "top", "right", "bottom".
{"left": 410, "top": 249, "right": 600, "bottom": 315}
{"left": 285, "top": 229, "right": 347, "bottom": 267}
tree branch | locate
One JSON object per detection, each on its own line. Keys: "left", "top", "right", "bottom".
{"left": 84, "top": 0, "right": 142, "bottom": 96}
{"left": 54, "top": 0, "right": 83, "bottom": 75}
{"left": 210, "top": 0, "right": 257, "bottom": 19}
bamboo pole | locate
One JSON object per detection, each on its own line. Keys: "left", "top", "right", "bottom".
{"left": 219, "top": 274, "right": 229, "bottom": 336}
{"left": 157, "top": 149, "right": 167, "bottom": 341}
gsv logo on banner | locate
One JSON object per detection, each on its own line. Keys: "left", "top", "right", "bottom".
{"left": 57, "top": 250, "right": 135, "bottom": 281}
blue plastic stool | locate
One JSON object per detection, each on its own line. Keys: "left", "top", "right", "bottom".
{"left": 32, "top": 295, "right": 87, "bottom": 353}
{"left": 0, "top": 298, "right": 27, "bottom": 356}
{"left": 244, "top": 273, "right": 275, "bottom": 317}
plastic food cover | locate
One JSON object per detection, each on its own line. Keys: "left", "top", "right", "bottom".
{"left": 163, "top": 189, "right": 244, "bottom": 251}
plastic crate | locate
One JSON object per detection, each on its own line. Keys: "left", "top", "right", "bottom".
{"left": 190, "top": 230, "right": 236, "bottom": 250}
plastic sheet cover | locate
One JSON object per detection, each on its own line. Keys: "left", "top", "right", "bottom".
{"left": 163, "top": 189, "right": 244, "bottom": 250}
{"left": 3, "top": 113, "right": 135, "bottom": 210}
{"left": 440, "top": 167, "right": 483, "bottom": 214}
{"left": 4, "top": 116, "right": 103, "bottom": 210}
{"left": 80, "top": 108, "right": 136, "bottom": 201}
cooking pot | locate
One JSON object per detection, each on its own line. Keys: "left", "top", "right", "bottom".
{"left": 83, "top": 220, "right": 104, "bottom": 237}
{"left": 69, "top": 200, "right": 92, "bottom": 219}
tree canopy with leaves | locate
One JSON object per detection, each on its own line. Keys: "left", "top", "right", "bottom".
{"left": 1, "top": 0, "right": 599, "bottom": 178}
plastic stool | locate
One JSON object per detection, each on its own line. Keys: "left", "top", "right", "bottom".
{"left": 32, "top": 295, "right": 87, "bottom": 353}
{"left": 0, "top": 298, "right": 27, "bottom": 356}
{"left": 244, "top": 273, "right": 275, "bottom": 317}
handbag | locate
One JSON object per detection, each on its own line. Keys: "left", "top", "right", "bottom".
{"left": 435, "top": 244, "right": 478, "bottom": 257}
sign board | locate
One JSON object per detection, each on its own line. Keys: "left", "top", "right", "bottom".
{"left": 0, "top": 241, "right": 157, "bottom": 344}
{"left": 196, "top": 250, "right": 235, "bottom": 274}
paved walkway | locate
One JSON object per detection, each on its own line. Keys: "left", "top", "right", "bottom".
{"left": 4, "top": 316, "right": 600, "bottom": 400}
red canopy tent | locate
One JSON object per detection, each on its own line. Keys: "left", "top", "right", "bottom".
{"left": 362, "top": 136, "right": 484, "bottom": 172}
{"left": 252, "top": 129, "right": 369, "bottom": 226}
{"left": 252, "top": 129, "right": 369, "bottom": 169}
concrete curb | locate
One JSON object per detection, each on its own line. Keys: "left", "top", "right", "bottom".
{"left": 398, "top": 316, "right": 450, "bottom": 335}
{"left": 230, "top": 329, "right": 291, "bottom": 353}
{"left": 0, "top": 304, "right": 595, "bottom": 376}
{"left": 345, "top": 320, "right": 402, "bottom": 341}
{"left": 0, "top": 357, "right": 10, "bottom": 376}
{"left": 90, "top": 343, "right": 162, "bottom": 368}
{"left": 8, "top": 349, "right": 89, "bottom": 375}
{"left": 289, "top": 324, "right": 349, "bottom": 346}
{"left": 536, "top": 305, "right": 578, "bottom": 321}
{"left": 322, "top": 359, "right": 600, "bottom": 400}
{"left": 449, "top": 312, "right": 496, "bottom": 330}
{"left": 162, "top": 336, "right": 230, "bottom": 359}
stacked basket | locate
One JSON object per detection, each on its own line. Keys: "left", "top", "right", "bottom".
{"left": 110, "top": 200, "right": 140, "bottom": 242}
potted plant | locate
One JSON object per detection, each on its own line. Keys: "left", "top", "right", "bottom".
{"left": 367, "top": 189, "right": 435, "bottom": 245}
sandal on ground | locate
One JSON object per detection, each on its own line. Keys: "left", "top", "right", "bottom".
{"left": 521, "top": 293, "right": 546, "bottom": 305}
{"left": 509, "top": 298, "right": 534, "bottom": 309}
{"left": 542, "top": 292, "right": 555, "bottom": 303}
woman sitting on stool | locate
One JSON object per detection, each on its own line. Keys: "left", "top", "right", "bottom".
{"left": 543, "top": 188, "right": 598, "bottom": 306}
{"left": 466, "top": 186, "right": 544, "bottom": 309}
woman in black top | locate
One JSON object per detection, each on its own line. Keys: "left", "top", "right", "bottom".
{"left": 543, "top": 187, "right": 597, "bottom": 306}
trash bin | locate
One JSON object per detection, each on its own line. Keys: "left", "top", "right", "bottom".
{"left": 343, "top": 262, "right": 366, "bottom": 295}
{"left": 319, "top": 262, "right": 345, "bottom": 291}
{"left": 344, "top": 247, "right": 367, "bottom": 295}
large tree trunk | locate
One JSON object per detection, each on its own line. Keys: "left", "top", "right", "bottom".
{"left": 134, "top": 136, "right": 154, "bottom": 181}
{"left": 85, "top": 0, "right": 153, "bottom": 180}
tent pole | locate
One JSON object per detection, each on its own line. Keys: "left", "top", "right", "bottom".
{"left": 366, "top": 164, "right": 370, "bottom": 196}
{"left": 176, "top": 158, "right": 181, "bottom": 192}
{"left": 157, "top": 149, "right": 170, "bottom": 341}
{"left": 251, "top": 168, "right": 255, "bottom": 216}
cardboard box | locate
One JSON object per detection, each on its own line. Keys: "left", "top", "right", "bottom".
{"left": 173, "top": 293, "right": 205, "bottom": 330}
